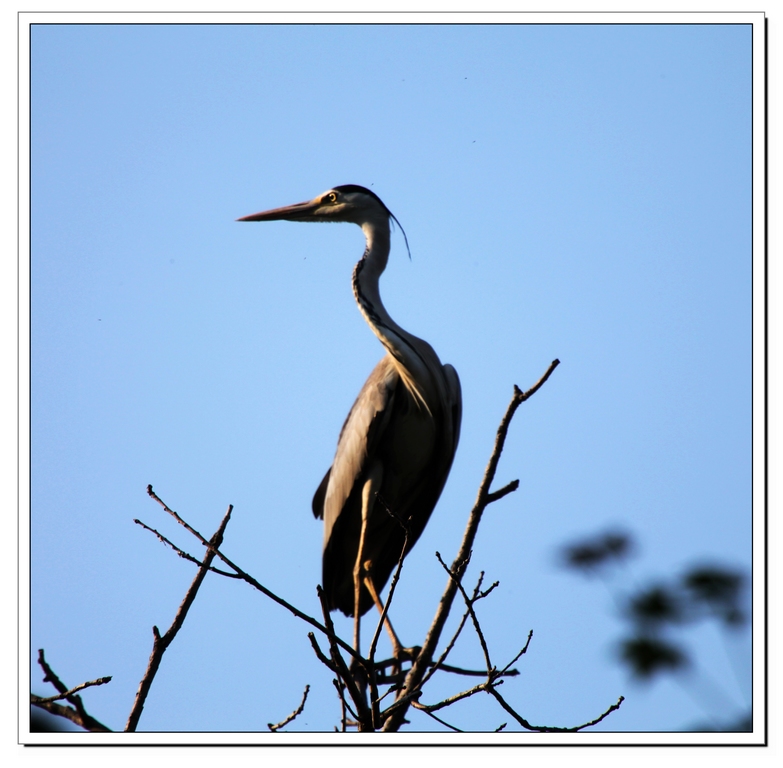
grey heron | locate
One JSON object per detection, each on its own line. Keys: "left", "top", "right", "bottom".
{"left": 239, "top": 185, "right": 461, "bottom": 652}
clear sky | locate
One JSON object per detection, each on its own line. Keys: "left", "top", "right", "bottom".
{"left": 27, "top": 18, "right": 759, "bottom": 739}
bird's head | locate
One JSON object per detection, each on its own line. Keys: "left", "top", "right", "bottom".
{"left": 238, "top": 185, "right": 410, "bottom": 256}
{"left": 238, "top": 185, "right": 392, "bottom": 226}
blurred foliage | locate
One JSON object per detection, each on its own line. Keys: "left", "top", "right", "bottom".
{"left": 561, "top": 530, "right": 634, "bottom": 571}
{"left": 559, "top": 529, "right": 750, "bottom": 731}
{"left": 619, "top": 636, "right": 687, "bottom": 678}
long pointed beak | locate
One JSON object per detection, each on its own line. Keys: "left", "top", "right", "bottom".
{"left": 237, "top": 198, "right": 320, "bottom": 222}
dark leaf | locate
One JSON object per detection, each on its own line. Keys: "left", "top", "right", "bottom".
{"left": 561, "top": 530, "right": 634, "bottom": 573}
{"left": 683, "top": 566, "right": 743, "bottom": 608}
{"left": 619, "top": 636, "right": 687, "bottom": 679}
{"left": 626, "top": 585, "right": 683, "bottom": 626}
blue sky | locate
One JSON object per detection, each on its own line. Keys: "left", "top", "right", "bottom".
{"left": 26, "top": 19, "right": 761, "bottom": 739}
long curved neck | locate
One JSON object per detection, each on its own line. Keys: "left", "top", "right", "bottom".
{"left": 352, "top": 219, "right": 435, "bottom": 405}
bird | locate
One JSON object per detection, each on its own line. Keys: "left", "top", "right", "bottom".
{"left": 238, "top": 185, "right": 461, "bottom": 649}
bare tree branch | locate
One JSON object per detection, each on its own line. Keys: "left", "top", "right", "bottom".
{"left": 332, "top": 678, "right": 351, "bottom": 733}
{"left": 134, "top": 518, "right": 241, "bottom": 578}
{"left": 124, "top": 503, "right": 233, "bottom": 732}
{"left": 30, "top": 650, "right": 112, "bottom": 732}
{"left": 428, "top": 662, "right": 518, "bottom": 679}
{"left": 368, "top": 505, "right": 410, "bottom": 666}
{"left": 145, "top": 485, "right": 361, "bottom": 664}
{"left": 420, "top": 573, "right": 487, "bottom": 687}
{"left": 307, "top": 632, "right": 338, "bottom": 673}
{"left": 412, "top": 703, "right": 463, "bottom": 732}
{"left": 498, "top": 630, "right": 534, "bottom": 678}
{"left": 268, "top": 685, "right": 310, "bottom": 732}
{"left": 436, "top": 552, "right": 494, "bottom": 675}
{"left": 486, "top": 479, "right": 520, "bottom": 505}
{"left": 33, "top": 676, "right": 112, "bottom": 703}
{"left": 411, "top": 681, "right": 489, "bottom": 714}
{"left": 487, "top": 688, "right": 625, "bottom": 732}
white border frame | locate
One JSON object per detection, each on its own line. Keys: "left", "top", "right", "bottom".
{"left": 17, "top": 10, "right": 768, "bottom": 748}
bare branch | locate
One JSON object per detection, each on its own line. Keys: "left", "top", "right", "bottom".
{"left": 307, "top": 632, "right": 338, "bottom": 673}
{"left": 572, "top": 695, "right": 626, "bottom": 731}
{"left": 488, "top": 687, "right": 625, "bottom": 732}
{"left": 133, "top": 518, "right": 241, "bottom": 578}
{"left": 435, "top": 663, "right": 519, "bottom": 678}
{"left": 486, "top": 479, "right": 520, "bottom": 505}
{"left": 145, "top": 485, "right": 360, "bottom": 663}
{"left": 332, "top": 678, "right": 357, "bottom": 730}
{"left": 411, "top": 702, "right": 464, "bottom": 732}
{"left": 373, "top": 684, "right": 402, "bottom": 708}
{"left": 368, "top": 505, "right": 410, "bottom": 666}
{"left": 33, "top": 676, "right": 112, "bottom": 703}
{"left": 411, "top": 681, "right": 488, "bottom": 714}
{"left": 125, "top": 504, "right": 233, "bottom": 732}
{"left": 31, "top": 650, "right": 111, "bottom": 732}
{"left": 436, "top": 552, "right": 494, "bottom": 675}
{"left": 268, "top": 685, "right": 310, "bottom": 732}
{"left": 498, "top": 630, "right": 534, "bottom": 677}
{"left": 420, "top": 571, "right": 503, "bottom": 686}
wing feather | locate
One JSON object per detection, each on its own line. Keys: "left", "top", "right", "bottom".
{"left": 316, "top": 356, "right": 399, "bottom": 547}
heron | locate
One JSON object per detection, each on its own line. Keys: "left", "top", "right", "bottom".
{"left": 239, "top": 185, "right": 461, "bottom": 655}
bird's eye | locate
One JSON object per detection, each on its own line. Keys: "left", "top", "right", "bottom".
{"left": 327, "top": 192, "right": 338, "bottom": 203}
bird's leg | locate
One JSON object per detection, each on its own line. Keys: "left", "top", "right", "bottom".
{"left": 352, "top": 519, "right": 367, "bottom": 654}
{"left": 353, "top": 463, "right": 383, "bottom": 655}
{"left": 362, "top": 570, "right": 405, "bottom": 659}
{"left": 362, "top": 570, "right": 420, "bottom": 688}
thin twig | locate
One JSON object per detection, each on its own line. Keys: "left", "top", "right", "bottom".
{"left": 373, "top": 684, "right": 403, "bottom": 708}
{"left": 436, "top": 552, "right": 494, "bottom": 676}
{"left": 307, "top": 632, "right": 338, "bottom": 673}
{"left": 488, "top": 688, "right": 625, "bottom": 732}
{"left": 332, "top": 678, "right": 357, "bottom": 730}
{"left": 435, "top": 663, "right": 519, "bottom": 678}
{"left": 411, "top": 703, "right": 464, "bottom": 732}
{"left": 268, "top": 685, "right": 310, "bottom": 732}
{"left": 498, "top": 630, "right": 534, "bottom": 677}
{"left": 575, "top": 695, "right": 626, "bottom": 731}
{"left": 125, "top": 504, "right": 233, "bottom": 732}
{"left": 420, "top": 574, "right": 485, "bottom": 687}
{"left": 133, "top": 518, "right": 242, "bottom": 578}
{"left": 411, "top": 681, "right": 489, "bottom": 714}
{"left": 33, "top": 676, "right": 112, "bottom": 703}
{"left": 368, "top": 507, "right": 410, "bottom": 666}
{"left": 486, "top": 480, "right": 520, "bottom": 505}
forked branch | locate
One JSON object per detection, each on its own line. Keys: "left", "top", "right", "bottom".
{"left": 30, "top": 649, "right": 112, "bottom": 732}
{"left": 125, "top": 503, "right": 233, "bottom": 731}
